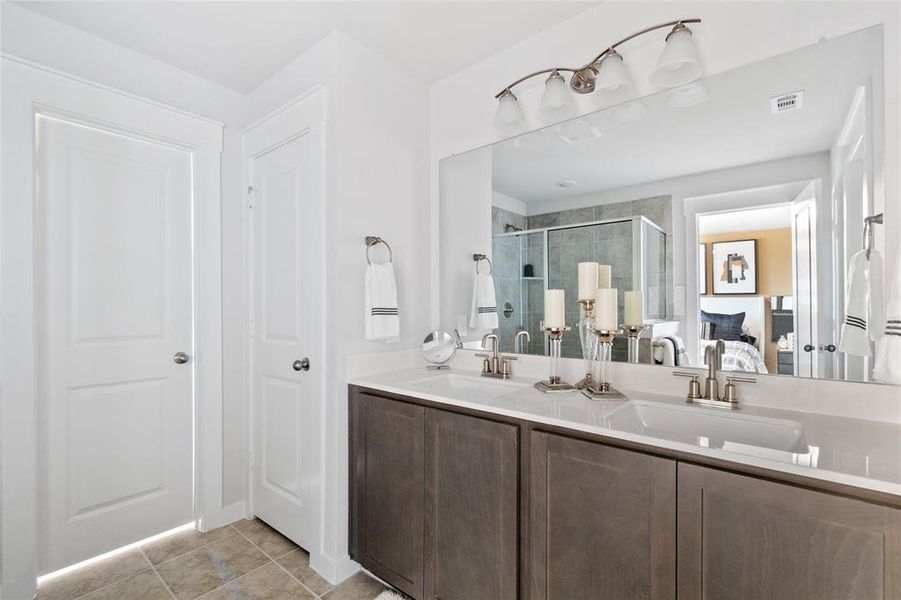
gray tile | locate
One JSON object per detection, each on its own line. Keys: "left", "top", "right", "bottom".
{"left": 141, "top": 525, "right": 236, "bottom": 565}
{"left": 552, "top": 207, "right": 594, "bottom": 226}
{"left": 79, "top": 569, "right": 172, "bottom": 600}
{"left": 200, "top": 562, "right": 314, "bottom": 600}
{"left": 156, "top": 534, "right": 269, "bottom": 599}
{"left": 527, "top": 213, "right": 557, "bottom": 229}
{"left": 236, "top": 519, "right": 298, "bottom": 559}
{"left": 275, "top": 549, "right": 333, "bottom": 597}
{"left": 594, "top": 201, "right": 631, "bottom": 221}
{"left": 38, "top": 548, "right": 152, "bottom": 600}
{"left": 322, "top": 572, "right": 387, "bottom": 600}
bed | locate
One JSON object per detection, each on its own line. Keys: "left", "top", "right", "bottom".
{"left": 698, "top": 296, "right": 768, "bottom": 374}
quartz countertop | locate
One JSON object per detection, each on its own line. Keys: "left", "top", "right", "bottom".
{"left": 349, "top": 367, "right": 901, "bottom": 499}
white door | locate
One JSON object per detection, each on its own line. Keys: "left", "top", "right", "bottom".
{"left": 38, "top": 116, "right": 195, "bottom": 572}
{"left": 791, "top": 181, "right": 818, "bottom": 378}
{"left": 250, "top": 129, "right": 323, "bottom": 551}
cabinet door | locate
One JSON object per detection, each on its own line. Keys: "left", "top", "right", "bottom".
{"left": 424, "top": 409, "right": 519, "bottom": 600}
{"left": 530, "top": 432, "right": 676, "bottom": 600}
{"left": 678, "top": 463, "right": 901, "bottom": 600}
{"left": 350, "top": 392, "right": 425, "bottom": 598}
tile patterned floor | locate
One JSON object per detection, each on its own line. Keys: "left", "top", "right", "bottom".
{"left": 38, "top": 519, "right": 390, "bottom": 600}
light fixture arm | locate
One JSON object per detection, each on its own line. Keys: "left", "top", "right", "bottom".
{"left": 494, "top": 18, "right": 701, "bottom": 98}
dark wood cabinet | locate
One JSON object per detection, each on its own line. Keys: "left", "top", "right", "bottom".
{"left": 350, "top": 392, "right": 425, "bottom": 598}
{"left": 678, "top": 463, "right": 901, "bottom": 600}
{"left": 529, "top": 431, "right": 676, "bottom": 600}
{"left": 350, "top": 385, "right": 901, "bottom": 600}
{"left": 424, "top": 408, "right": 519, "bottom": 600}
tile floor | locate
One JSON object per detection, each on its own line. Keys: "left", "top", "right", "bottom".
{"left": 38, "top": 519, "right": 390, "bottom": 600}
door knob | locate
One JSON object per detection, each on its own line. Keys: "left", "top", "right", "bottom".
{"left": 293, "top": 358, "right": 310, "bottom": 372}
{"left": 803, "top": 344, "right": 815, "bottom": 353}
{"left": 173, "top": 352, "right": 190, "bottom": 364}
{"left": 823, "top": 344, "right": 837, "bottom": 353}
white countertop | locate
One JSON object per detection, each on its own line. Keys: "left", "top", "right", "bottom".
{"left": 349, "top": 367, "right": 901, "bottom": 499}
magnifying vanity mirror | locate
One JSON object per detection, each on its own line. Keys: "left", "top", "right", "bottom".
{"left": 422, "top": 330, "right": 457, "bottom": 370}
{"left": 439, "top": 25, "right": 895, "bottom": 385}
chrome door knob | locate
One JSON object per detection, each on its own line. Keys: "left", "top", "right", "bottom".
{"left": 824, "top": 344, "right": 837, "bottom": 353}
{"left": 293, "top": 358, "right": 310, "bottom": 372}
{"left": 803, "top": 344, "right": 815, "bottom": 353}
{"left": 173, "top": 352, "right": 190, "bottom": 364}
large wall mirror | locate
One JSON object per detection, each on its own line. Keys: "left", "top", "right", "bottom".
{"left": 439, "top": 25, "right": 895, "bottom": 385}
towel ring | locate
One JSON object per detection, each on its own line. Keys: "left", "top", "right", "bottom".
{"left": 365, "top": 236, "right": 393, "bottom": 265}
{"left": 473, "top": 253, "right": 492, "bottom": 275}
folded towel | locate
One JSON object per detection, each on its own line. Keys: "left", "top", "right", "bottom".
{"left": 365, "top": 263, "right": 399, "bottom": 342}
{"left": 469, "top": 269, "right": 498, "bottom": 332}
{"left": 653, "top": 338, "right": 676, "bottom": 366}
{"left": 874, "top": 248, "right": 901, "bottom": 384}
{"left": 664, "top": 335, "right": 688, "bottom": 366}
{"left": 839, "top": 249, "right": 883, "bottom": 356}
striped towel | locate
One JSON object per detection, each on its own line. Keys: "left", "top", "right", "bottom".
{"left": 364, "top": 262, "right": 399, "bottom": 342}
{"left": 874, "top": 249, "right": 901, "bottom": 384}
{"left": 839, "top": 249, "right": 883, "bottom": 356}
{"left": 469, "top": 269, "right": 498, "bottom": 332}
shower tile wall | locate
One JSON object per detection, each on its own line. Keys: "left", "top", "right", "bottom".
{"left": 491, "top": 196, "right": 673, "bottom": 359}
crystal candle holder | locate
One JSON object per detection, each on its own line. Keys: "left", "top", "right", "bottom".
{"left": 534, "top": 326, "right": 575, "bottom": 393}
{"left": 582, "top": 328, "right": 626, "bottom": 400}
{"left": 622, "top": 324, "right": 650, "bottom": 364}
{"left": 575, "top": 299, "right": 598, "bottom": 389}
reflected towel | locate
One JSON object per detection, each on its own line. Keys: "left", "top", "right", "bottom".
{"left": 469, "top": 270, "right": 498, "bottom": 332}
{"left": 874, "top": 249, "right": 901, "bottom": 384}
{"left": 839, "top": 249, "right": 883, "bottom": 357}
{"left": 365, "top": 263, "right": 399, "bottom": 342}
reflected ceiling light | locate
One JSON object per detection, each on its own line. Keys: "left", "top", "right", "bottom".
{"left": 494, "top": 89, "right": 527, "bottom": 137}
{"left": 666, "top": 81, "right": 709, "bottom": 107}
{"left": 538, "top": 70, "right": 576, "bottom": 123}
{"left": 493, "top": 18, "right": 701, "bottom": 136}
{"left": 593, "top": 50, "right": 636, "bottom": 106}
{"left": 556, "top": 179, "right": 577, "bottom": 189}
{"left": 649, "top": 23, "right": 703, "bottom": 89}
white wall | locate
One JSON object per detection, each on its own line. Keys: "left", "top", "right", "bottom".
{"left": 430, "top": 1, "right": 901, "bottom": 310}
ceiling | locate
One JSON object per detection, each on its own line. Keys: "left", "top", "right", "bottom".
{"left": 14, "top": 1, "right": 598, "bottom": 93}
{"left": 698, "top": 202, "right": 795, "bottom": 236}
{"left": 491, "top": 26, "right": 880, "bottom": 204}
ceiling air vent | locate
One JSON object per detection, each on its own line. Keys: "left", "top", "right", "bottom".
{"left": 770, "top": 90, "right": 804, "bottom": 114}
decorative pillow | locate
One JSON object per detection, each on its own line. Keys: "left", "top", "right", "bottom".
{"left": 700, "top": 310, "right": 745, "bottom": 341}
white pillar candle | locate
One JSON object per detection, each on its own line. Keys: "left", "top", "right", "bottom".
{"left": 597, "top": 264, "right": 612, "bottom": 289}
{"left": 594, "top": 288, "right": 618, "bottom": 331}
{"left": 624, "top": 290, "right": 644, "bottom": 326}
{"left": 544, "top": 289, "right": 566, "bottom": 329}
{"left": 578, "top": 262, "right": 598, "bottom": 300}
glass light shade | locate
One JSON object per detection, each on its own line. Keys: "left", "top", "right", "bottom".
{"left": 666, "top": 81, "right": 708, "bottom": 107}
{"left": 538, "top": 71, "right": 576, "bottom": 123}
{"left": 649, "top": 26, "right": 703, "bottom": 89}
{"left": 494, "top": 90, "right": 527, "bottom": 137}
{"left": 593, "top": 52, "right": 636, "bottom": 106}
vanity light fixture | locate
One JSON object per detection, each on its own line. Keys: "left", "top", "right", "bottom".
{"left": 494, "top": 18, "right": 702, "bottom": 135}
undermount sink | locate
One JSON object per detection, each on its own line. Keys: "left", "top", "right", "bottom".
{"left": 404, "top": 372, "right": 528, "bottom": 399}
{"left": 607, "top": 400, "right": 811, "bottom": 459}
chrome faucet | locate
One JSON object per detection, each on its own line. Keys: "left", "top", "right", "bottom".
{"left": 673, "top": 339, "right": 755, "bottom": 409}
{"left": 514, "top": 330, "right": 531, "bottom": 354}
{"left": 476, "top": 332, "right": 517, "bottom": 379}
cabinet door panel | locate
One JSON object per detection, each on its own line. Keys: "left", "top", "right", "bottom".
{"left": 424, "top": 409, "right": 519, "bottom": 600}
{"left": 530, "top": 432, "right": 676, "bottom": 600}
{"left": 350, "top": 393, "right": 424, "bottom": 598}
{"left": 678, "top": 463, "right": 898, "bottom": 600}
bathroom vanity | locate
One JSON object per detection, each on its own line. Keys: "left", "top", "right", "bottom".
{"left": 348, "top": 370, "right": 901, "bottom": 600}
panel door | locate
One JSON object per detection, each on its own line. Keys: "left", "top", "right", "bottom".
{"left": 350, "top": 393, "right": 425, "bottom": 598}
{"left": 424, "top": 409, "right": 518, "bottom": 600}
{"left": 251, "top": 128, "right": 324, "bottom": 551}
{"left": 791, "top": 183, "right": 819, "bottom": 378}
{"left": 530, "top": 432, "right": 676, "bottom": 600}
{"left": 38, "top": 115, "right": 194, "bottom": 572}
{"left": 678, "top": 463, "right": 901, "bottom": 599}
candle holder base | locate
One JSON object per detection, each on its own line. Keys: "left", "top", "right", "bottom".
{"left": 573, "top": 374, "right": 594, "bottom": 390}
{"left": 581, "top": 383, "right": 627, "bottom": 400}
{"left": 535, "top": 380, "right": 576, "bottom": 393}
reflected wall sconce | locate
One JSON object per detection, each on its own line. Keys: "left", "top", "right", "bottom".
{"left": 494, "top": 19, "right": 702, "bottom": 136}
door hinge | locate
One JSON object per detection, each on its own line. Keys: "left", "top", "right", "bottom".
{"left": 247, "top": 185, "right": 254, "bottom": 209}
{"left": 248, "top": 451, "right": 255, "bottom": 470}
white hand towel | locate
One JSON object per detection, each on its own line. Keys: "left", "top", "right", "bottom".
{"left": 874, "top": 248, "right": 901, "bottom": 384}
{"left": 469, "top": 270, "right": 498, "bottom": 332}
{"left": 365, "top": 263, "right": 399, "bottom": 342}
{"left": 839, "top": 249, "right": 879, "bottom": 357}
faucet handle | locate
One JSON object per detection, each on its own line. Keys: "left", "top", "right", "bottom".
{"left": 672, "top": 371, "right": 702, "bottom": 400}
{"left": 723, "top": 376, "right": 755, "bottom": 403}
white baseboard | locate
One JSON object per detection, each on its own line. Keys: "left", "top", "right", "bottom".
{"left": 309, "top": 551, "right": 360, "bottom": 586}
{"left": 200, "top": 501, "right": 247, "bottom": 531}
